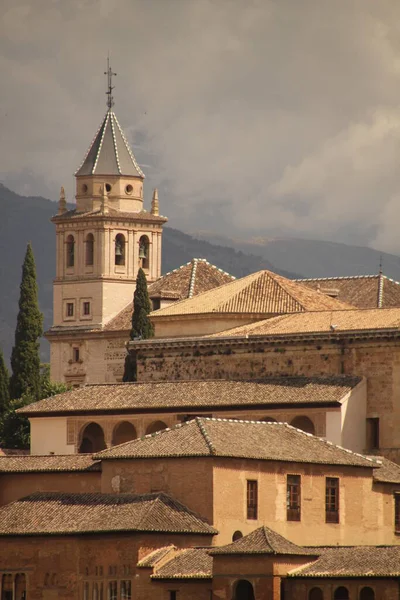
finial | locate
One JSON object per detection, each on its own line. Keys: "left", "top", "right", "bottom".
{"left": 101, "top": 183, "right": 109, "bottom": 214}
{"left": 104, "top": 54, "right": 117, "bottom": 110}
{"left": 151, "top": 188, "right": 159, "bottom": 216}
{"left": 58, "top": 186, "right": 67, "bottom": 215}
{"left": 379, "top": 254, "right": 383, "bottom": 275}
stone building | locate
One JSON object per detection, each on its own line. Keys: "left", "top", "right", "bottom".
{"left": 1, "top": 417, "right": 400, "bottom": 598}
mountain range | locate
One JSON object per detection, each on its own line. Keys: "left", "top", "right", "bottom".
{"left": 2, "top": 183, "right": 400, "bottom": 365}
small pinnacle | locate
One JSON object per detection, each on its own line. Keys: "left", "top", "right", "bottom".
{"left": 101, "top": 183, "right": 109, "bottom": 215}
{"left": 151, "top": 188, "right": 159, "bottom": 216}
{"left": 58, "top": 186, "right": 67, "bottom": 215}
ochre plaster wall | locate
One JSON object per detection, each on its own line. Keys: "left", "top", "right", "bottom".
{"left": 0, "top": 471, "right": 101, "bottom": 506}
{"left": 100, "top": 457, "right": 214, "bottom": 525}
{"left": 212, "top": 458, "right": 398, "bottom": 546}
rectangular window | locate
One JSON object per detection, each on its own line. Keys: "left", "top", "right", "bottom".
{"left": 287, "top": 474, "right": 301, "bottom": 521}
{"left": 108, "top": 581, "right": 117, "bottom": 600}
{"left": 326, "top": 477, "right": 339, "bottom": 523}
{"left": 66, "top": 302, "right": 74, "bottom": 317}
{"left": 120, "top": 581, "right": 131, "bottom": 600}
{"left": 247, "top": 480, "right": 258, "bottom": 520}
{"left": 367, "top": 417, "right": 380, "bottom": 449}
{"left": 83, "top": 301, "right": 91, "bottom": 316}
{"left": 169, "top": 592, "right": 177, "bottom": 600}
{"left": 395, "top": 494, "right": 400, "bottom": 533}
{"left": 73, "top": 347, "right": 80, "bottom": 363}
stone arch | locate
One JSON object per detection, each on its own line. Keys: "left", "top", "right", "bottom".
{"left": 309, "top": 588, "right": 324, "bottom": 600}
{"left": 15, "top": 573, "right": 27, "bottom": 598}
{"left": 260, "top": 416, "right": 277, "bottom": 423}
{"left": 139, "top": 235, "right": 150, "bottom": 270}
{"left": 232, "top": 530, "right": 243, "bottom": 542}
{"left": 79, "top": 422, "right": 106, "bottom": 453}
{"left": 360, "top": 588, "right": 375, "bottom": 600}
{"left": 85, "top": 233, "right": 94, "bottom": 266}
{"left": 115, "top": 233, "right": 126, "bottom": 266}
{"left": 233, "top": 579, "right": 255, "bottom": 600}
{"left": 112, "top": 421, "right": 137, "bottom": 446}
{"left": 66, "top": 234, "right": 75, "bottom": 268}
{"left": 334, "top": 587, "right": 349, "bottom": 600}
{"left": 146, "top": 420, "right": 168, "bottom": 435}
{"left": 290, "top": 415, "right": 315, "bottom": 435}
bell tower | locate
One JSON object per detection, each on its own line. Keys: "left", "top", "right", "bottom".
{"left": 47, "top": 63, "right": 167, "bottom": 384}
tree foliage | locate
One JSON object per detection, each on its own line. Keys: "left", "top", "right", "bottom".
{"left": 9, "top": 243, "right": 43, "bottom": 401}
{"left": 0, "top": 348, "right": 9, "bottom": 417}
{"left": 123, "top": 268, "right": 154, "bottom": 382}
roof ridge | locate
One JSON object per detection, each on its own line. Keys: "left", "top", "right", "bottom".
{"left": 262, "top": 526, "right": 274, "bottom": 552}
{"left": 112, "top": 112, "right": 145, "bottom": 178}
{"left": 93, "top": 111, "right": 109, "bottom": 174}
{"left": 74, "top": 112, "right": 107, "bottom": 176}
{"left": 295, "top": 275, "right": 380, "bottom": 282}
{"left": 110, "top": 112, "right": 121, "bottom": 175}
{"left": 188, "top": 258, "right": 198, "bottom": 298}
{"left": 196, "top": 418, "right": 216, "bottom": 455}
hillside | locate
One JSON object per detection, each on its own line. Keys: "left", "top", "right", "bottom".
{"left": 0, "top": 185, "right": 292, "bottom": 363}
{"left": 191, "top": 232, "right": 400, "bottom": 281}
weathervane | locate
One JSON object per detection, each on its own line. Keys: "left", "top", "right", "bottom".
{"left": 104, "top": 55, "right": 117, "bottom": 109}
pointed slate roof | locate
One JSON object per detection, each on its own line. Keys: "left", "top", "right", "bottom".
{"left": 209, "top": 525, "right": 317, "bottom": 556}
{"left": 75, "top": 110, "right": 145, "bottom": 178}
{"left": 150, "top": 270, "right": 354, "bottom": 318}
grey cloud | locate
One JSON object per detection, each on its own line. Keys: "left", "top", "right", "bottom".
{"left": 1, "top": 0, "right": 400, "bottom": 251}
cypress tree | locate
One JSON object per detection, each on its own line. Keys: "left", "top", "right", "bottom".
{"left": 0, "top": 348, "right": 9, "bottom": 416}
{"left": 9, "top": 243, "right": 43, "bottom": 400}
{"left": 123, "top": 268, "right": 154, "bottom": 382}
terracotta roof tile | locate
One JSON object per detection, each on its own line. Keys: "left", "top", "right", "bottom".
{"left": 106, "top": 259, "right": 234, "bottom": 331}
{"left": 18, "top": 376, "right": 361, "bottom": 416}
{"left": 151, "top": 548, "right": 212, "bottom": 579}
{"left": 151, "top": 271, "right": 354, "bottom": 318}
{"left": 137, "top": 546, "right": 176, "bottom": 568}
{"left": 369, "top": 456, "right": 400, "bottom": 484}
{"left": 298, "top": 275, "right": 400, "bottom": 309}
{"left": 214, "top": 308, "right": 400, "bottom": 338}
{"left": 0, "top": 455, "right": 101, "bottom": 473}
{"left": 290, "top": 546, "right": 400, "bottom": 577}
{"left": 94, "top": 417, "right": 375, "bottom": 468}
{"left": 210, "top": 526, "right": 317, "bottom": 556}
{"left": 0, "top": 492, "right": 217, "bottom": 536}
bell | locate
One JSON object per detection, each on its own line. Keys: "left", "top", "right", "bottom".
{"left": 139, "top": 245, "right": 147, "bottom": 259}
{"left": 115, "top": 244, "right": 123, "bottom": 256}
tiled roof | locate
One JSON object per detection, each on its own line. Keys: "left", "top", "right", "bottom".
{"left": 151, "top": 270, "right": 354, "bottom": 318}
{"left": 214, "top": 307, "right": 400, "bottom": 338}
{"left": 290, "top": 546, "right": 400, "bottom": 577}
{"left": 106, "top": 259, "right": 234, "bottom": 331}
{"left": 18, "top": 376, "right": 361, "bottom": 416}
{"left": 52, "top": 207, "right": 167, "bottom": 223}
{"left": 94, "top": 417, "right": 375, "bottom": 468}
{"left": 369, "top": 456, "right": 400, "bottom": 484}
{"left": 151, "top": 548, "right": 212, "bottom": 579}
{"left": 137, "top": 546, "right": 175, "bottom": 568}
{"left": 0, "top": 492, "right": 217, "bottom": 536}
{"left": 298, "top": 274, "right": 400, "bottom": 309}
{"left": 75, "top": 110, "right": 144, "bottom": 177}
{"left": 0, "top": 455, "right": 101, "bottom": 473}
{"left": 210, "top": 526, "right": 317, "bottom": 556}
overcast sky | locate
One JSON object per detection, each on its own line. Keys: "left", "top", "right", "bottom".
{"left": 2, "top": 0, "right": 400, "bottom": 252}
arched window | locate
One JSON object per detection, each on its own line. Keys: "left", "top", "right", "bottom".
{"left": 115, "top": 234, "right": 126, "bottom": 266}
{"left": 79, "top": 422, "right": 106, "bottom": 453}
{"left": 146, "top": 420, "right": 168, "bottom": 435}
{"left": 66, "top": 235, "right": 75, "bottom": 268}
{"left": 334, "top": 587, "right": 349, "bottom": 600}
{"left": 112, "top": 421, "right": 137, "bottom": 446}
{"left": 85, "top": 233, "right": 94, "bottom": 266}
{"left": 138, "top": 235, "right": 150, "bottom": 270}
{"left": 232, "top": 530, "right": 243, "bottom": 542}
{"left": 233, "top": 580, "right": 255, "bottom": 600}
{"left": 261, "top": 417, "right": 277, "bottom": 423}
{"left": 15, "top": 573, "right": 27, "bottom": 598}
{"left": 290, "top": 415, "right": 315, "bottom": 435}
{"left": 309, "top": 588, "right": 324, "bottom": 600}
{"left": 360, "top": 588, "right": 375, "bottom": 600}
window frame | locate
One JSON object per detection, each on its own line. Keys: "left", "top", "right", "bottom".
{"left": 246, "top": 479, "right": 258, "bottom": 520}
{"left": 326, "top": 477, "right": 340, "bottom": 524}
{"left": 287, "top": 474, "right": 301, "bottom": 521}
{"left": 66, "top": 235, "right": 75, "bottom": 268}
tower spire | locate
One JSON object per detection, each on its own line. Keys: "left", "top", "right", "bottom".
{"left": 104, "top": 55, "right": 117, "bottom": 110}
{"left": 151, "top": 188, "right": 159, "bottom": 216}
